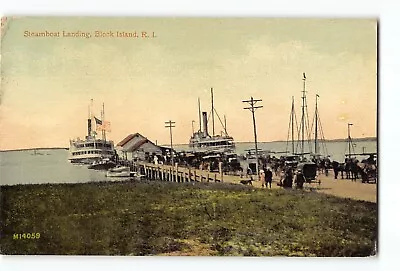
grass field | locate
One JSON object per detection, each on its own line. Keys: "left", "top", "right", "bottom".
{"left": 0, "top": 180, "right": 377, "bottom": 256}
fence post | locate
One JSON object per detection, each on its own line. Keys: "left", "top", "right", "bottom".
{"left": 175, "top": 163, "right": 178, "bottom": 182}
{"left": 219, "top": 162, "right": 223, "bottom": 182}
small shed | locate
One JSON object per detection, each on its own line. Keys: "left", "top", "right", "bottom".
{"left": 116, "top": 133, "right": 163, "bottom": 161}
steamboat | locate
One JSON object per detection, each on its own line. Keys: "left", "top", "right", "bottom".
{"left": 189, "top": 88, "right": 236, "bottom": 154}
{"left": 68, "top": 101, "right": 115, "bottom": 164}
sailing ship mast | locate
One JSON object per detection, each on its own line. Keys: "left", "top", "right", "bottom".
{"left": 311, "top": 93, "right": 329, "bottom": 158}
{"left": 314, "top": 94, "right": 319, "bottom": 155}
{"left": 300, "top": 73, "right": 307, "bottom": 160}
{"left": 294, "top": 72, "right": 314, "bottom": 160}
{"left": 286, "top": 96, "right": 298, "bottom": 155}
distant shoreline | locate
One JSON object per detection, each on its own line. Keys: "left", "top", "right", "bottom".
{"left": 0, "top": 137, "right": 376, "bottom": 152}
{"left": 171, "top": 136, "right": 377, "bottom": 146}
{"left": 0, "top": 147, "right": 69, "bottom": 153}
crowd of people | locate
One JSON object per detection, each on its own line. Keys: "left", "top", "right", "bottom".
{"left": 143, "top": 150, "right": 377, "bottom": 185}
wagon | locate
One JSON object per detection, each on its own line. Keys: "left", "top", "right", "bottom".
{"left": 296, "top": 162, "right": 318, "bottom": 183}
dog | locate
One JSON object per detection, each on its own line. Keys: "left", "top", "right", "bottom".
{"left": 240, "top": 179, "right": 253, "bottom": 186}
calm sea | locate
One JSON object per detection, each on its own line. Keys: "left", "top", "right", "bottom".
{"left": 0, "top": 140, "right": 376, "bottom": 186}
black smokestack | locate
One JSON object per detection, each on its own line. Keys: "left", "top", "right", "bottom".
{"left": 202, "top": 112, "right": 208, "bottom": 136}
{"left": 88, "top": 118, "right": 92, "bottom": 137}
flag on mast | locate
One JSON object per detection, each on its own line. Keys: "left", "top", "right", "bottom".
{"left": 95, "top": 118, "right": 111, "bottom": 132}
{"left": 94, "top": 117, "right": 102, "bottom": 125}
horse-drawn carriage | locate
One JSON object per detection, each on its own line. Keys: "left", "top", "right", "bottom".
{"left": 359, "top": 162, "right": 377, "bottom": 183}
{"left": 296, "top": 162, "right": 318, "bottom": 184}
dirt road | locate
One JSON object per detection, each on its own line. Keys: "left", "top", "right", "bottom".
{"left": 248, "top": 171, "right": 377, "bottom": 203}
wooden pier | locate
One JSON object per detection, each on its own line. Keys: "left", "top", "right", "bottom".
{"left": 133, "top": 162, "right": 224, "bottom": 183}
{"left": 119, "top": 160, "right": 255, "bottom": 185}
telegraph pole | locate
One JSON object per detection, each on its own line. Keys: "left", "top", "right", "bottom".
{"left": 243, "top": 97, "right": 263, "bottom": 176}
{"left": 291, "top": 96, "right": 295, "bottom": 154}
{"left": 211, "top": 87, "right": 215, "bottom": 136}
{"left": 165, "top": 120, "right": 176, "bottom": 165}
{"left": 347, "top": 123, "right": 353, "bottom": 159}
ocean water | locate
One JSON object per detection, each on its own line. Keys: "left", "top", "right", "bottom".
{"left": 0, "top": 149, "right": 108, "bottom": 186}
{"left": 0, "top": 140, "right": 376, "bottom": 186}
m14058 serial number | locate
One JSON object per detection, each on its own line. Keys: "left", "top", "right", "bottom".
{"left": 13, "top": 233, "right": 41, "bottom": 240}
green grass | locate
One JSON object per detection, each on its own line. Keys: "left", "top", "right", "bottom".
{"left": 0, "top": 180, "right": 377, "bottom": 256}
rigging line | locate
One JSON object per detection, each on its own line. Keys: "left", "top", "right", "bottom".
{"left": 296, "top": 116, "right": 303, "bottom": 154}
{"left": 213, "top": 109, "right": 228, "bottom": 135}
{"left": 207, "top": 109, "right": 212, "bottom": 125}
{"left": 285, "top": 105, "right": 293, "bottom": 153}
{"left": 315, "top": 111, "right": 323, "bottom": 154}
{"left": 310, "top": 107, "right": 316, "bottom": 153}
{"left": 298, "top": 98, "right": 307, "bottom": 154}
{"left": 304, "top": 97, "right": 313, "bottom": 154}
{"left": 317, "top": 112, "right": 329, "bottom": 156}
{"left": 294, "top": 105, "right": 300, "bottom": 149}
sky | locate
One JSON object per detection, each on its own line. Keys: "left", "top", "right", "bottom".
{"left": 0, "top": 17, "right": 377, "bottom": 150}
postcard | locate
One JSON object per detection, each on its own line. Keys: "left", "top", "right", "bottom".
{"left": 0, "top": 17, "right": 377, "bottom": 256}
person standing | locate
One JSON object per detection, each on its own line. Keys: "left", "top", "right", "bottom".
{"left": 265, "top": 167, "right": 273, "bottom": 189}
{"left": 259, "top": 169, "right": 266, "bottom": 188}
{"left": 332, "top": 160, "right": 339, "bottom": 179}
{"left": 294, "top": 169, "right": 305, "bottom": 189}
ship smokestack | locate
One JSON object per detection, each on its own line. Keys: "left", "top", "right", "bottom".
{"left": 202, "top": 112, "right": 208, "bottom": 136}
{"left": 88, "top": 118, "right": 92, "bottom": 138}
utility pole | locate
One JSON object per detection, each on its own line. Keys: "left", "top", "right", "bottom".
{"left": 291, "top": 96, "right": 295, "bottom": 155}
{"left": 165, "top": 120, "right": 176, "bottom": 165}
{"left": 211, "top": 87, "right": 215, "bottom": 136}
{"left": 348, "top": 123, "right": 353, "bottom": 159}
{"left": 243, "top": 97, "right": 263, "bottom": 176}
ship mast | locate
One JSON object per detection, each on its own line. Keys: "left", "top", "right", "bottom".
{"left": 102, "top": 103, "right": 106, "bottom": 141}
{"left": 198, "top": 98, "right": 202, "bottom": 133}
{"left": 87, "top": 99, "right": 94, "bottom": 139}
{"left": 224, "top": 115, "right": 227, "bottom": 136}
{"left": 314, "top": 94, "right": 319, "bottom": 155}
{"left": 286, "top": 96, "right": 299, "bottom": 155}
{"left": 301, "top": 73, "right": 306, "bottom": 160}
